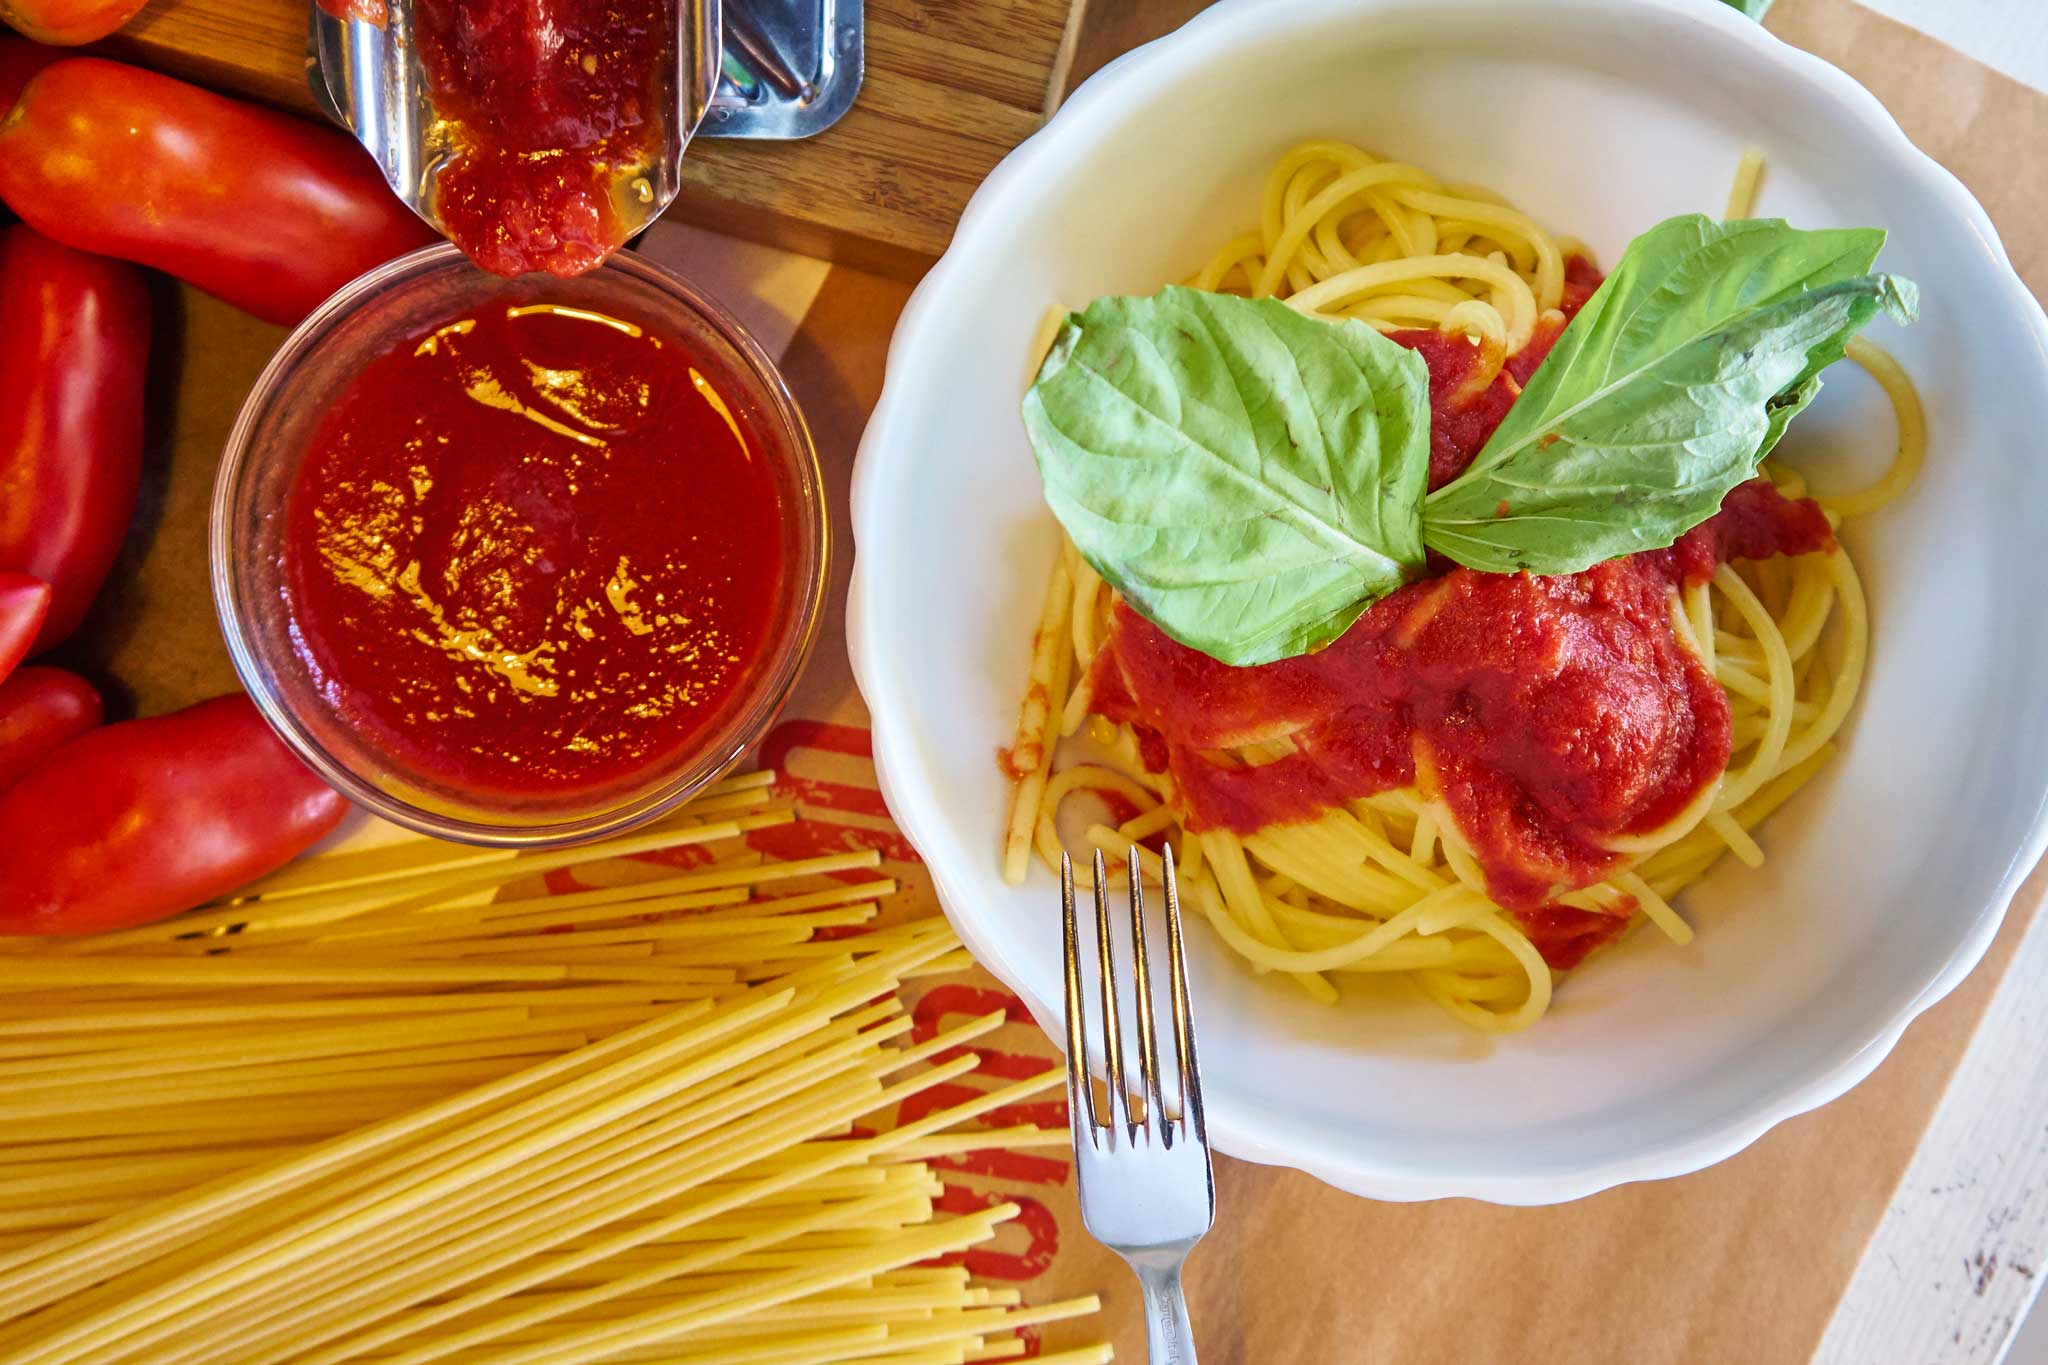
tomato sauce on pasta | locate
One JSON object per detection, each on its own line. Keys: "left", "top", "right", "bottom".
{"left": 1088, "top": 478, "right": 1832, "bottom": 956}
{"left": 1000, "top": 138, "right": 1920, "bottom": 1029}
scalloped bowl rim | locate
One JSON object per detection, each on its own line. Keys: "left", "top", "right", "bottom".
{"left": 847, "top": 0, "right": 2048, "bottom": 1203}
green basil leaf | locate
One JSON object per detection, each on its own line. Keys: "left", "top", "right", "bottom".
{"left": 1718, "top": 0, "right": 1774, "bottom": 20}
{"left": 1422, "top": 215, "right": 1917, "bottom": 574}
{"left": 1022, "top": 286, "right": 1430, "bottom": 667}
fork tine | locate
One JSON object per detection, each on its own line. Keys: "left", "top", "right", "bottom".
{"left": 1162, "top": 843, "right": 1206, "bottom": 1142}
{"left": 1126, "top": 846, "right": 1165, "bottom": 1135}
{"left": 1060, "top": 853, "right": 1096, "bottom": 1139}
{"left": 1092, "top": 849, "right": 1129, "bottom": 1135}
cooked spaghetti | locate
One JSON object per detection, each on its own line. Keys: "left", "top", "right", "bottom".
{"left": 1003, "top": 141, "right": 1923, "bottom": 1031}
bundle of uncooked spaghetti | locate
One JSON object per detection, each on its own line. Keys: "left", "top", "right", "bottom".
{"left": 0, "top": 772, "right": 1110, "bottom": 1365}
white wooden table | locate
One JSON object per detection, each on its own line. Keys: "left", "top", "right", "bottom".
{"left": 1815, "top": 9, "right": 2048, "bottom": 1365}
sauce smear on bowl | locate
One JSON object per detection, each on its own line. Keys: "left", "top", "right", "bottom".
{"left": 282, "top": 298, "right": 785, "bottom": 798}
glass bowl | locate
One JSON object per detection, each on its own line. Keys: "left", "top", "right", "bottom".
{"left": 213, "top": 244, "right": 826, "bottom": 847}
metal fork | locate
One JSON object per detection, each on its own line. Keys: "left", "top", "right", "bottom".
{"left": 1062, "top": 846, "right": 1214, "bottom": 1365}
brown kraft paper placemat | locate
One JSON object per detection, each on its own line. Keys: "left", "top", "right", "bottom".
{"left": 70, "top": 0, "right": 2044, "bottom": 1359}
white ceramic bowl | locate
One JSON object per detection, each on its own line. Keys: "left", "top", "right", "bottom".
{"left": 848, "top": 0, "right": 2048, "bottom": 1203}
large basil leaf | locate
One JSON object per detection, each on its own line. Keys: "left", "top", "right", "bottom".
{"left": 1719, "top": 0, "right": 1774, "bottom": 19}
{"left": 1422, "top": 216, "right": 1916, "bottom": 574}
{"left": 1022, "top": 287, "right": 1430, "bottom": 667}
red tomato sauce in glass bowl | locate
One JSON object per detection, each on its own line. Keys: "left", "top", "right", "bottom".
{"left": 282, "top": 298, "right": 787, "bottom": 798}
{"left": 213, "top": 245, "right": 825, "bottom": 845}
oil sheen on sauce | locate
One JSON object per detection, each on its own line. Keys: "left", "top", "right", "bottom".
{"left": 282, "top": 298, "right": 785, "bottom": 797}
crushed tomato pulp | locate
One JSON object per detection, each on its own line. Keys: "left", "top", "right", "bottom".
{"left": 414, "top": 0, "right": 672, "bottom": 277}
{"left": 282, "top": 298, "right": 786, "bottom": 798}
{"left": 1089, "top": 257, "right": 1838, "bottom": 970}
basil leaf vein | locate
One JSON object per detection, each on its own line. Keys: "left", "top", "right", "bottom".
{"left": 1021, "top": 286, "right": 1430, "bottom": 667}
{"left": 1421, "top": 215, "right": 1916, "bottom": 573}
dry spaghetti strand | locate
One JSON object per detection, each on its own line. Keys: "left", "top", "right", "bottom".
{"left": 0, "top": 783, "right": 1110, "bottom": 1364}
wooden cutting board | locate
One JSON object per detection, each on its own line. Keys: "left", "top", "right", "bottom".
{"left": 102, "top": 0, "right": 1101, "bottom": 278}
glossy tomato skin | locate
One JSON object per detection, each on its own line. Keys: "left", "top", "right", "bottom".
{"left": 0, "top": 571, "right": 49, "bottom": 685}
{"left": 0, "top": 665, "right": 98, "bottom": 793}
{"left": 0, "top": 0, "right": 146, "bottom": 45}
{"left": 0, "top": 693, "right": 351, "bottom": 935}
{"left": 2, "top": 0, "right": 144, "bottom": 43}
{"left": 0, "top": 34, "right": 59, "bottom": 106}
{"left": 0, "top": 59, "right": 436, "bottom": 325}
{"left": 0, "top": 226, "right": 149, "bottom": 652}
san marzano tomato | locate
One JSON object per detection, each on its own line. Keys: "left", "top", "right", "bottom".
{"left": 0, "top": 571, "right": 49, "bottom": 686}
{"left": 0, "top": 0, "right": 146, "bottom": 46}
{"left": 0, "top": 664, "right": 98, "bottom": 793}
{"left": 0, "top": 225, "right": 149, "bottom": 653}
{"left": 0, "top": 58, "right": 436, "bottom": 325}
{"left": 0, "top": 694, "right": 351, "bottom": 935}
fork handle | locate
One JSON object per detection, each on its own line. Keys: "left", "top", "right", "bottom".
{"left": 1134, "top": 1259, "right": 1196, "bottom": 1365}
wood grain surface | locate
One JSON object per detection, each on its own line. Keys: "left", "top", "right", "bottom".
{"left": 100, "top": 0, "right": 1087, "bottom": 277}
